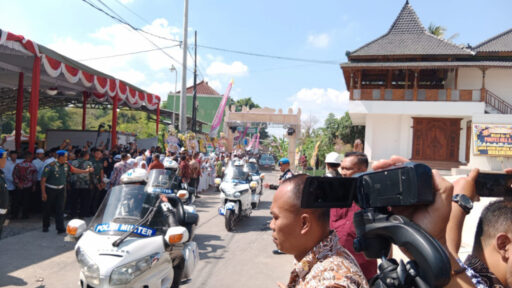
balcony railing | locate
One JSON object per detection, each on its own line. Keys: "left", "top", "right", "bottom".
{"left": 485, "top": 90, "right": 512, "bottom": 114}
{"left": 351, "top": 88, "right": 485, "bottom": 102}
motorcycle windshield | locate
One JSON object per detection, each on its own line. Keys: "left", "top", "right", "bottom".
{"left": 223, "top": 165, "right": 249, "bottom": 183}
{"left": 245, "top": 163, "right": 259, "bottom": 174}
{"left": 145, "top": 169, "right": 179, "bottom": 195}
{"left": 89, "top": 185, "right": 164, "bottom": 237}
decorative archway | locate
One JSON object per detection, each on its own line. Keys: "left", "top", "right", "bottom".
{"left": 223, "top": 106, "right": 301, "bottom": 169}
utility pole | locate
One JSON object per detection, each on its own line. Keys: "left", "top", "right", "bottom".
{"left": 192, "top": 30, "right": 198, "bottom": 132}
{"left": 170, "top": 65, "right": 177, "bottom": 128}
{"left": 179, "top": 0, "right": 189, "bottom": 132}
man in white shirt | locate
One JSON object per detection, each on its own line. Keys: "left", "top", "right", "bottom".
{"left": 2, "top": 151, "right": 21, "bottom": 218}
{"left": 32, "top": 148, "right": 45, "bottom": 213}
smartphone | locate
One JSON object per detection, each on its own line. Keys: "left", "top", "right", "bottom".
{"left": 475, "top": 172, "right": 512, "bottom": 197}
{"left": 301, "top": 177, "right": 356, "bottom": 209}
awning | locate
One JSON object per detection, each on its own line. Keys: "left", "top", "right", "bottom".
{"left": 0, "top": 29, "right": 161, "bottom": 113}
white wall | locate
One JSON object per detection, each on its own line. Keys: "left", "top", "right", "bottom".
{"left": 365, "top": 114, "right": 411, "bottom": 161}
{"left": 485, "top": 69, "right": 512, "bottom": 104}
{"left": 349, "top": 100, "right": 485, "bottom": 117}
{"left": 445, "top": 69, "right": 456, "bottom": 89}
{"left": 468, "top": 114, "right": 512, "bottom": 171}
{"left": 457, "top": 68, "right": 482, "bottom": 90}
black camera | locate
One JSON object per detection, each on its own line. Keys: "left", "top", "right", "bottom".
{"left": 301, "top": 162, "right": 451, "bottom": 288}
{"left": 301, "top": 162, "right": 434, "bottom": 210}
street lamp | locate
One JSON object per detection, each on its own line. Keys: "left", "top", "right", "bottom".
{"left": 170, "top": 65, "right": 178, "bottom": 127}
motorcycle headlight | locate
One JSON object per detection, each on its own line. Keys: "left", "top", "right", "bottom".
{"left": 214, "top": 178, "right": 221, "bottom": 185}
{"left": 76, "top": 247, "right": 100, "bottom": 286}
{"left": 110, "top": 253, "right": 159, "bottom": 285}
{"left": 250, "top": 181, "right": 258, "bottom": 189}
{"left": 234, "top": 192, "right": 241, "bottom": 198}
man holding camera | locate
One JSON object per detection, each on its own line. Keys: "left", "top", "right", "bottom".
{"left": 270, "top": 174, "right": 368, "bottom": 287}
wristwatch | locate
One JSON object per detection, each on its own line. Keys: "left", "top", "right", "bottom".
{"left": 452, "top": 194, "right": 473, "bottom": 214}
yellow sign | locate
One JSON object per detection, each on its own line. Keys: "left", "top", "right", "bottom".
{"left": 473, "top": 124, "right": 512, "bottom": 156}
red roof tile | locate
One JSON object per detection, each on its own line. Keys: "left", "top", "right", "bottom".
{"left": 176, "top": 80, "right": 220, "bottom": 96}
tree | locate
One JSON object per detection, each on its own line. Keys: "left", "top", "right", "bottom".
{"left": 302, "top": 114, "right": 319, "bottom": 138}
{"left": 428, "top": 23, "right": 459, "bottom": 42}
{"left": 337, "top": 112, "right": 365, "bottom": 146}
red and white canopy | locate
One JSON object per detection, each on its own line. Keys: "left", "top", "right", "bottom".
{"left": 0, "top": 29, "right": 161, "bottom": 110}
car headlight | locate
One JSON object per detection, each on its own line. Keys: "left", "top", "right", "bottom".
{"left": 110, "top": 253, "right": 159, "bottom": 285}
{"left": 250, "top": 181, "right": 258, "bottom": 189}
{"left": 76, "top": 247, "right": 100, "bottom": 286}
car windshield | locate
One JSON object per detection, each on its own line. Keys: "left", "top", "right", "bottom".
{"left": 261, "top": 155, "right": 273, "bottom": 161}
{"left": 89, "top": 185, "right": 165, "bottom": 237}
{"left": 224, "top": 165, "right": 248, "bottom": 182}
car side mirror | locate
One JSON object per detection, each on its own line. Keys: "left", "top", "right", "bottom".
{"left": 66, "top": 219, "right": 87, "bottom": 238}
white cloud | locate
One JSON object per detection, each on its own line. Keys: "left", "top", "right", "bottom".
{"left": 206, "top": 79, "right": 222, "bottom": 92}
{"left": 288, "top": 88, "right": 349, "bottom": 126}
{"left": 307, "top": 33, "right": 330, "bottom": 48}
{"left": 47, "top": 19, "right": 192, "bottom": 99}
{"left": 206, "top": 61, "right": 248, "bottom": 77}
{"left": 119, "top": 0, "right": 134, "bottom": 4}
{"left": 148, "top": 81, "right": 172, "bottom": 101}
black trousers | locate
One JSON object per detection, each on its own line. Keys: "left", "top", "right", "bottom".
{"left": 43, "top": 187, "right": 66, "bottom": 231}
{"left": 70, "top": 187, "right": 92, "bottom": 219}
{"left": 189, "top": 178, "right": 199, "bottom": 195}
{"left": 0, "top": 188, "right": 8, "bottom": 239}
{"left": 11, "top": 187, "right": 31, "bottom": 218}
{"left": 90, "top": 186, "right": 106, "bottom": 216}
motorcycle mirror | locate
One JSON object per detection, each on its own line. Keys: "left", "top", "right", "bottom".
{"left": 177, "top": 190, "right": 189, "bottom": 201}
{"left": 165, "top": 226, "right": 189, "bottom": 244}
{"left": 66, "top": 219, "right": 87, "bottom": 238}
{"left": 260, "top": 174, "right": 265, "bottom": 180}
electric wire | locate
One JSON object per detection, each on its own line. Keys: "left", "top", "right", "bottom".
{"left": 79, "top": 44, "right": 180, "bottom": 61}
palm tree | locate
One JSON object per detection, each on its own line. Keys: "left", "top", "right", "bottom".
{"left": 428, "top": 23, "right": 459, "bottom": 42}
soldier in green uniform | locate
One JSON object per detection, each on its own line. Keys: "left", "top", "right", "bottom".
{"left": 41, "top": 150, "right": 93, "bottom": 233}
{"left": 0, "top": 149, "right": 8, "bottom": 239}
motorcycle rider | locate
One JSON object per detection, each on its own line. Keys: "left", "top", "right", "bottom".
{"left": 324, "top": 152, "right": 342, "bottom": 177}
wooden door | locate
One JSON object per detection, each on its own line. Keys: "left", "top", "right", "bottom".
{"left": 412, "top": 118, "right": 461, "bottom": 162}
{"left": 465, "top": 121, "right": 472, "bottom": 163}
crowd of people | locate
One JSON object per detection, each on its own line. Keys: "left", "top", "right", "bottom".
{"left": 0, "top": 139, "right": 231, "bottom": 238}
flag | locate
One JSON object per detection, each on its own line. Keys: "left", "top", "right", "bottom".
{"left": 209, "top": 79, "right": 234, "bottom": 137}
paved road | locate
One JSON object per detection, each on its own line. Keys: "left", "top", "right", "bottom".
{"left": 0, "top": 169, "right": 293, "bottom": 288}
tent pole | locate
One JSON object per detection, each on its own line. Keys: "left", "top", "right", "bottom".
{"left": 111, "top": 94, "right": 118, "bottom": 148}
{"left": 156, "top": 102, "right": 160, "bottom": 135}
{"left": 15, "top": 72, "right": 24, "bottom": 151}
{"left": 28, "top": 57, "right": 41, "bottom": 153}
{"left": 82, "top": 92, "right": 87, "bottom": 131}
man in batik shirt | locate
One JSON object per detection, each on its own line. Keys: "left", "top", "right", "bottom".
{"left": 12, "top": 152, "right": 38, "bottom": 219}
{"left": 270, "top": 174, "right": 368, "bottom": 288}
{"left": 109, "top": 153, "right": 131, "bottom": 188}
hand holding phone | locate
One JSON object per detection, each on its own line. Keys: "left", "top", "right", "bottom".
{"left": 475, "top": 172, "right": 512, "bottom": 197}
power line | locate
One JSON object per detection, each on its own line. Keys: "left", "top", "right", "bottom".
{"left": 82, "top": 0, "right": 194, "bottom": 74}
{"left": 112, "top": 0, "right": 153, "bottom": 25}
{"left": 79, "top": 44, "right": 180, "bottom": 61}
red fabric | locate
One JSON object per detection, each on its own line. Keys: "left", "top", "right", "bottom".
{"left": 45, "top": 55, "right": 62, "bottom": 71}
{"left": 93, "top": 92, "right": 106, "bottom": 100}
{"left": 111, "top": 93, "right": 118, "bottom": 147}
{"left": 15, "top": 72, "right": 24, "bottom": 151}
{"left": 95, "top": 76, "right": 107, "bottom": 88}
{"left": 146, "top": 93, "right": 154, "bottom": 105}
{"left": 63, "top": 64, "right": 79, "bottom": 76}
{"left": 28, "top": 56, "right": 41, "bottom": 154}
{"left": 13, "top": 160, "right": 37, "bottom": 188}
{"left": 118, "top": 81, "right": 127, "bottom": 95}
{"left": 138, "top": 92, "right": 146, "bottom": 101}
{"left": 108, "top": 78, "right": 116, "bottom": 95}
{"left": 179, "top": 161, "right": 191, "bottom": 183}
{"left": 148, "top": 161, "right": 164, "bottom": 171}
{"left": 6, "top": 32, "right": 39, "bottom": 55}
{"left": 330, "top": 203, "right": 377, "bottom": 280}
{"left": 81, "top": 70, "right": 94, "bottom": 83}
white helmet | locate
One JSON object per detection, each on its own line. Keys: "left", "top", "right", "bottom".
{"left": 120, "top": 168, "right": 148, "bottom": 184}
{"left": 325, "top": 152, "right": 342, "bottom": 164}
{"left": 249, "top": 158, "right": 257, "bottom": 163}
{"left": 164, "top": 158, "right": 178, "bottom": 170}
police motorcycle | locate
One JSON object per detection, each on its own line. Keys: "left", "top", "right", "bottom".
{"left": 66, "top": 168, "right": 199, "bottom": 288}
{"left": 216, "top": 160, "right": 260, "bottom": 231}
{"left": 244, "top": 158, "right": 265, "bottom": 208}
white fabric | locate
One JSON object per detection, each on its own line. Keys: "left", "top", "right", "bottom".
{"left": 62, "top": 65, "right": 80, "bottom": 83}
{"left": 32, "top": 158, "right": 44, "bottom": 181}
{"left": 2, "top": 158, "right": 22, "bottom": 190}
{"left": 41, "top": 55, "right": 62, "bottom": 78}
{"left": 79, "top": 71, "right": 93, "bottom": 87}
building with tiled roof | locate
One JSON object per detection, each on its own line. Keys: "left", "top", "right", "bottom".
{"left": 474, "top": 28, "right": 512, "bottom": 55}
{"left": 165, "top": 81, "right": 223, "bottom": 133}
{"left": 340, "top": 1, "right": 512, "bottom": 172}
{"left": 349, "top": 1, "right": 472, "bottom": 58}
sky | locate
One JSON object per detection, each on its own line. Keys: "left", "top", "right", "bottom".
{"left": 1, "top": 0, "right": 511, "bottom": 130}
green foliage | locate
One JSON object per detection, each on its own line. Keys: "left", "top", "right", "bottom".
{"left": 428, "top": 23, "right": 446, "bottom": 38}
{"left": 299, "top": 112, "right": 365, "bottom": 170}
{"left": 0, "top": 106, "right": 160, "bottom": 140}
